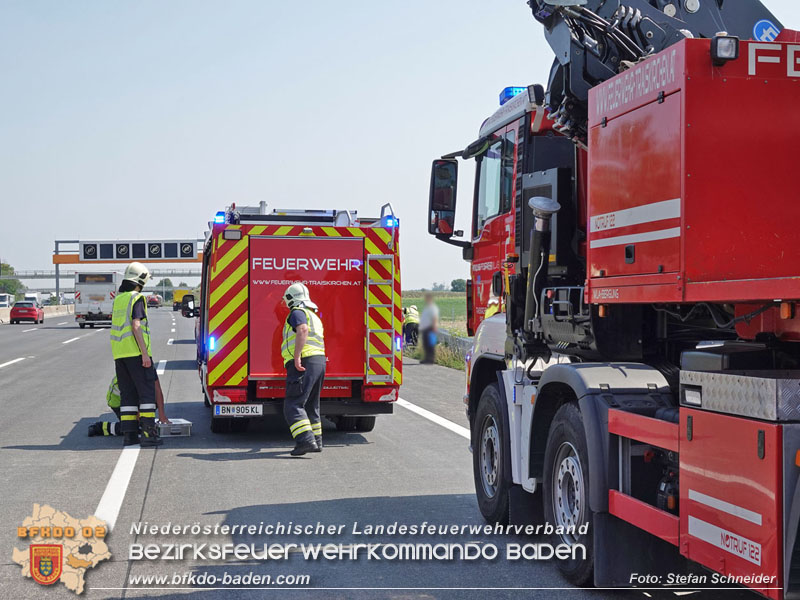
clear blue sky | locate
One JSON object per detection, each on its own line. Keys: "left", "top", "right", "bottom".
{"left": 2, "top": 1, "right": 799, "bottom": 289}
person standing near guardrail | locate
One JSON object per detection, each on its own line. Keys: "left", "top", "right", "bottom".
{"left": 110, "top": 262, "right": 162, "bottom": 447}
{"left": 281, "top": 283, "right": 326, "bottom": 456}
{"left": 419, "top": 292, "right": 439, "bottom": 364}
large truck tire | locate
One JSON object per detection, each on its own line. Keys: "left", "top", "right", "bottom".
{"left": 79, "top": 323, "right": 86, "bottom": 329}
{"left": 473, "top": 382, "right": 510, "bottom": 525}
{"left": 336, "top": 416, "right": 357, "bottom": 431}
{"left": 543, "top": 402, "right": 594, "bottom": 586}
{"left": 354, "top": 416, "right": 375, "bottom": 432}
{"left": 89, "top": 323, "right": 95, "bottom": 328}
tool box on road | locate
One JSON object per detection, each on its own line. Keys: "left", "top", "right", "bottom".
{"left": 157, "top": 418, "right": 192, "bottom": 437}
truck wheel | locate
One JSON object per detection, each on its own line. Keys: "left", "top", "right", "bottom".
{"left": 336, "top": 416, "right": 357, "bottom": 431}
{"left": 203, "top": 392, "right": 211, "bottom": 407}
{"left": 231, "top": 418, "right": 249, "bottom": 433}
{"left": 543, "top": 402, "right": 594, "bottom": 586}
{"left": 89, "top": 323, "right": 95, "bottom": 328}
{"left": 210, "top": 418, "right": 232, "bottom": 433}
{"left": 473, "top": 383, "right": 510, "bottom": 525}
{"left": 354, "top": 416, "right": 376, "bottom": 432}
{"left": 79, "top": 323, "right": 86, "bottom": 329}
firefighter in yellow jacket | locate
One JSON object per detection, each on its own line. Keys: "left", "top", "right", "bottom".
{"left": 281, "top": 283, "right": 326, "bottom": 456}
{"left": 110, "top": 262, "right": 162, "bottom": 447}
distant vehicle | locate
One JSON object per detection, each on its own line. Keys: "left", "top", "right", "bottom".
{"left": 172, "top": 288, "right": 192, "bottom": 311}
{"left": 147, "top": 294, "right": 163, "bottom": 308}
{"left": 0, "top": 293, "right": 11, "bottom": 308}
{"left": 23, "top": 292, "right": 42, "bottom": 305}
{"left": 75, "top": 272, "right": 119, "bottom": 329}
{"left": 10, "top": 301, "right": 44, "bottom": 324}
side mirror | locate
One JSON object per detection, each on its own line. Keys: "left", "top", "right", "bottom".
{"left": 181, "top": 295, "right": 195, "bottom": 318}
{"left": 428, "top": 159, "right": 458, "bottom": 236}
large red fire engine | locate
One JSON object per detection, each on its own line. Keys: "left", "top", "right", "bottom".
{"left": 186, "top": 204, "right": 402, "bottom": 434}
{"left": 428, "top": 1, "right": 800, "bottom": 597}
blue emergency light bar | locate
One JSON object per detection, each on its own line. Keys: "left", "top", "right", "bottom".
{"left": 214, "top": 211, "right": 226, "bottom": 224}
{"left": 381, "top": 215, "right": 399, "bottom": 228}
{"left": 499, "top": 87, "right": 526, "bottom": 106}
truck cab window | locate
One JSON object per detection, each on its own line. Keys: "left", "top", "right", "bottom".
{"left": 501, "top": 129, "right": 516, "bottom": 214}
{"left": 475, "top": 138, "right": 503, "bottom": 236}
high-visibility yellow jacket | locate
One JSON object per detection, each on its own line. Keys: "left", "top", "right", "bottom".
{"left": 281, "top": 307, "right": 325, "bottom": 363}
{"left": 110, "top": 292, "right": 151, "bottom": 359}
{"left": 404, "top": 306, "right": 420, "bottom": 325}
{"left": 107, "top": 376, "right": 121, "bottom": 409}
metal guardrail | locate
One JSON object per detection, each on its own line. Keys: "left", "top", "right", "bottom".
{"left": 438, "top": 330, "right": 473, "bottom": 357}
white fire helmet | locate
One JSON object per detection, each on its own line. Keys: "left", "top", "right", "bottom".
{"left": 123, "top": 262, "right": 151, "bottom": 288}
{"left": 283, "top": 282, "right": 318, "bottom": 310}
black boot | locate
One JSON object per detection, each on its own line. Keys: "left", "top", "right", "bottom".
{"left": 88, "top": 422, "right": 103, "bottom": 437}
{"left": 313, "top": 436, "right": 323, "bottom": 452}
{"left": 291, "top": 437, "right": 319, "bottom": 456}
{"left": 123, "top": 432, "right": 139, "bottom": 446}
{"left": 140, "top": 422, "right": 163, "bottom": 447}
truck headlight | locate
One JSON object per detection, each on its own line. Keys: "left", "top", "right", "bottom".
{"left": 711, "top": 34, "right": 739, "bottom": 66}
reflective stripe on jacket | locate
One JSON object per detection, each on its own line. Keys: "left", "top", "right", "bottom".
{"left": 110, "top": 291, "right": 151, "bottom": 359}
{"left": 281, "top": 307, "right": 325, "bottom": 362}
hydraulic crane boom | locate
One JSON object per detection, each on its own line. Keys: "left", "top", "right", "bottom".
{"left": 528, "top": 0, "right": 783, "bottom": 142}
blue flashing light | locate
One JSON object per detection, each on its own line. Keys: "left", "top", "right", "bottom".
{"left": 208, "top": 336, "right": 216, "bottom": 351}
{"left": 499, "top": 86, "right": 526, "bottom": 106}
{"left": 214, "top": 211, "right": 226, "bottom": 224}
{"left": 395, "top": 336, "right": 402, "bottom": 351}
{"left": 381, "top": 215, "right": 399, "bottom": 228}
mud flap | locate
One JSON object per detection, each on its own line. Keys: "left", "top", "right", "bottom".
{"left": 593, "top": 512, "right": 687, "bottom": 587}
{"left": 509, "top": 485, "right": 544, "bottom": 526}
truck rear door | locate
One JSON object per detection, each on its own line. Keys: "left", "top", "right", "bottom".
{"left": 248, "top": 236, "right": 366, "bottom": 379}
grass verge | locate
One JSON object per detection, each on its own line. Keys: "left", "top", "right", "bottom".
{"left": 404, "top": 342, "right": 466, "bottom": 371}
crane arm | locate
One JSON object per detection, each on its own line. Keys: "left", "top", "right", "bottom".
{"left": 528, "top": 0, "right": 783, "bottom": 142}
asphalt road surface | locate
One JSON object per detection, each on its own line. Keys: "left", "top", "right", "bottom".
{"left": 0, "top": 310, "right": 759, "bottom": 599}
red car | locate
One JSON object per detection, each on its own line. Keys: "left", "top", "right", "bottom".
{"left": 10, "top": 301, "right": 44, "bottom": 324}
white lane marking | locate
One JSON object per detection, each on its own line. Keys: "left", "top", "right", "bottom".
{"left": 167, "top": 339, "right": 174, "bottom": 346}
{"left": 688, "top": 489, "right": 762, "bottom": 525}
{"left": 94, "top": 445, "right": 141, "bottom": 532}
{"left": 57, "top": 322, "right": 67, "bottom": 325}
{"left": 22, "top": 328, "right": 38, "bottom": 332}
{"left": 590, "top": 198, "right": 680, "bottom": 233}
{"left": 396, "top": 398, "right": 469, "bottom": 439}
{"left": 62, "top": 337, "right": 81, "bottom": 345}
{"left": 0, "top": 357, "right": 26, "bottom": 369}
{"left": 589, "top": 227, "right": 681, "bottom": 249}
{"left": 171, "top": 328, "right": 176, "bottom": 333}
{"left": 688, "top": 515, "right": 761, "bottom": 566}
{"left": 156, "top": 360, "right": 167, "bottom": 375}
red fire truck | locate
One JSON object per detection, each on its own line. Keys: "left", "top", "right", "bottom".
{"left": 428, "top": 1, "right": 800, "bottom": 597}
{"left": 186, "top": 204, "right": 402, "bottom": 434}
